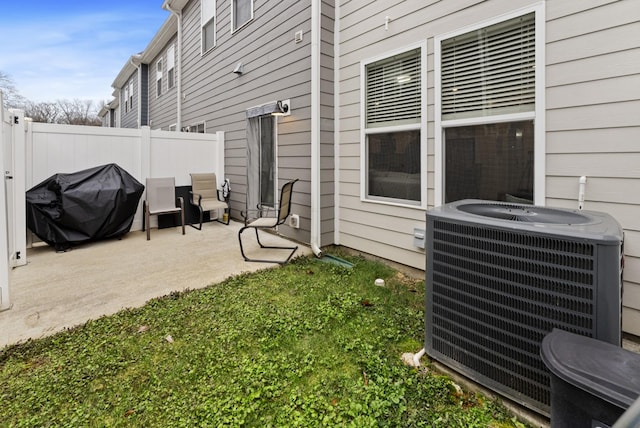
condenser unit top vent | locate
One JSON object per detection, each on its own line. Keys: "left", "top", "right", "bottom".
{"left": 457, "top": 202, "right": 590, "bottom": 224}
{"left": 430, "top": 199, "right": 622, "bottom": 244}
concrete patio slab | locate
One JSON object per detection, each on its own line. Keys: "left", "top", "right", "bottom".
{"left": 0, "top": 220, "right": 311, "bottom": 349}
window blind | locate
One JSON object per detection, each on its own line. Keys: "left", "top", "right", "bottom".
{"left": 366, "top": 48, "right": 421, "bottom": 128}
{"left": 201, "top": 0, "right": 215, "bottom": 25}
{"left": 441, "top": 13, "right": 535, "bottom": 120}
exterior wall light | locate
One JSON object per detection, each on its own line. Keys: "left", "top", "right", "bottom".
{"left": 272, "top": 99, "right": 290, "bottom": 116}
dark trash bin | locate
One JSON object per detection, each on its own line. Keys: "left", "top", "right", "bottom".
{"left": 26, "top": 163, "right": 144, "bottom": 251}
{"left": 541, "top": 328, "right": 640, "bottom": 428}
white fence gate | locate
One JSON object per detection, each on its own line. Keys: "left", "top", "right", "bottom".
{"left": 0, "top": 93, "right": 25, "bottom": 311}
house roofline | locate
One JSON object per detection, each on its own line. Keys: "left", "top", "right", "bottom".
{"left": 162, "top": 0, "right": 188, "bottom": 12}
{"left": 140, "top": 13, "right": 178, "bottom": 63}
{"left": 110, "top": 11, "right": 177, "bottom": 90}
{"left": 111, "top": 53, "right": 143, "bottom": 89}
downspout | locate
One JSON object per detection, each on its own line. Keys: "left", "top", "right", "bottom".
{"left": 129, "top": 55, "right": 142, "bottom": 127}
{"left": 163, "top": 1, "right": 182, "bottom": 131}
{"left": 310, "top": 0, "right": 322, "bottom": 257}
{"left": 333, "top": 0, "right": 340, "bottom": 246}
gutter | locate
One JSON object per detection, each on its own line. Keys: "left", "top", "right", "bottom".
{"left": 310, "top": 0, "right": 322, "bottom": 257}
{"left": 162, "top": 1, "right": 183, "bottom": 131}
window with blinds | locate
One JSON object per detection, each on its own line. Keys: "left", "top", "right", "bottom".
{"left": 167, "top": 45, "right": 175, "bottom": 89}
{"left": 441, "top": 12, "right": 535, "bottom": 120}
{"left": 366, "top": 48, "right": 421, "bottom": 128}
{"left": 124, "top": 85, "right": 129, "bottom": 113}
{"left": 201, "top": 0, "right": 216, "bottom": 53}
{"left": 156, "top": 60, "right": 163, "bottom": 97}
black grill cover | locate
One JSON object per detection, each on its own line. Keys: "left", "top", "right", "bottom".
{"left": 26, "top": 163, "right": 144, "bottom": 250}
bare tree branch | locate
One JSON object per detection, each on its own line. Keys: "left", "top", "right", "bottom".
{"left": 0, "top": 71, "right": 26, "bottom": 109}
{"left": 22, "top": 101, "right": 60, "bottom": 123}
{"left": 2, "top": 70, "right": 103, "bottom": 126}
{"left": 56, "top": 99, "right": 101, "bottom": 126}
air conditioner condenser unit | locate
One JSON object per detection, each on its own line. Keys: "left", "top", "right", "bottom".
{"left": 425, "top": 199, "right": 624, "bottom": 416}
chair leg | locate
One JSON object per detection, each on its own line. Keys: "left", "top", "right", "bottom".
{"left": 145, "top": 204, "right": 150, "bottom": 241}
{"left": 178, "top": 197, "right": 185, "bottom": 235}
{"left": 215, "top": 208, "right": 230, "bottom": 225}
{"left": 142, "top": 201, "right": 147, "bottom": 232}
{"left": 188, "top": 206, "right": 204, "bottom": 230}
{"left": 238, "top": 226, "right": 298, "bottom": 265}
{"left": 238, "top": 225, "right": 250, "bottom": 261}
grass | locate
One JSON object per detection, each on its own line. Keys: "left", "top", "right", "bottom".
{"left": 0, "top": 252, "right": 529, "bottom": 427}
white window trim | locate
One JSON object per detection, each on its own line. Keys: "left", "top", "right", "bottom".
{"left": 230, "top": 0, "right": 254, "bottom": 34}
{"left": 201, "top": 0, "right": 216, "bottom": 55}
{"left": 434, "top": 3, "right": 545, "bottom": 207}
{"left": 359, "top": 41, "right": 428, "bottom": 209}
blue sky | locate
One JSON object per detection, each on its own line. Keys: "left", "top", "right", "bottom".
{"left": 0, "top": 1, "right": 169, "bottom": 104}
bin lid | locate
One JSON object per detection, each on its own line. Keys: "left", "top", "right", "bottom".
{"left": 541, "top": 329, "right": 640, "bottom": 409}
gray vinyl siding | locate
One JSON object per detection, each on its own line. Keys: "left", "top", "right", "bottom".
{"left": 120, "top": 71, "right": 138, "bottom": 129}
{"left": 336, "top": 0, "right": 640, "bottom": 335}
{"left": 148, "top": 36, "right": 179, "bottom": 130}
{"left": 544, "top": 0, "right": 640, "bottom": 336}
{"left": 178, "top": 0, "right": 315, "bottom": 244}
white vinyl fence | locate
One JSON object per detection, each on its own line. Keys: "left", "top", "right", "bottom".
{"left": 0, "top": 105, "right": 225, "bottom": 312}
{"left": 27, "top": 122, "right": 225, "bottom": 231}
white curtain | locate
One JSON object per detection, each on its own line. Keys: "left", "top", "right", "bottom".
{"left": 246, "top": 116, "right": 260, "bottom": 215}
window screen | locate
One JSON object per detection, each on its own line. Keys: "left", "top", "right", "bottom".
{"left": 368, "top": 130, "right": 421, "bottom": 202}
{"left": 234, "top": 0, "right": 252, "bottom": 30}
{"left": 445, "top": 121, "right": 534, "bottom": 204}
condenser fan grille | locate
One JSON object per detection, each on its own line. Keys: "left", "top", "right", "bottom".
{"left": 457, "top": 203, "right": 591, "bottom": 224}
{"left": 428, "top": 219, "right": 600, "bottom": 414}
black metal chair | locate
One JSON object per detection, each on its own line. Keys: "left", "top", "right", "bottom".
{"left": 238, "top": 179, "right": 298, "bottom": 264}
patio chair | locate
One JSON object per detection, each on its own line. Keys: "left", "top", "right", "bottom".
{"left": 189, "top": 173, "right": 230, "bottom": 230}
{"left": 238, "top": 179, "right": 299, "bottom": 264}
{"left": 142, "top": 177, "right": 185, "bottom": 240}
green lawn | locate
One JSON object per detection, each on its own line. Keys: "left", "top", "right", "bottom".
{"left": 0, "top": 253, "right": 528, "bottom": 427}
